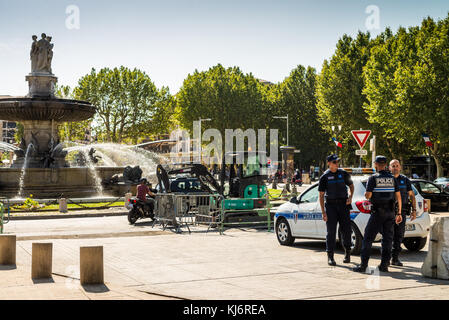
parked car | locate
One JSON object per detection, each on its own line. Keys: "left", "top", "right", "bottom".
{"left": 275, "top": 172, "right": 431, "bottom": 255}
{"left": 411, "top": 179, "right": 449, "bottom": 212}
{"left": 434, "top": 177, "right": 449, "bottom": 192}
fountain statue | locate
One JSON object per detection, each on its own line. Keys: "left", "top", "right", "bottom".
{"left": 0, "top": 34, "right": 128, "bottom": 198}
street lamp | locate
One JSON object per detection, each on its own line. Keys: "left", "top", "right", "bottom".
{"left": 273, "top": 115, "right": 289, "bottom": 146}
{"left": 198, "top": 118, "right": 211, "bottom": 163}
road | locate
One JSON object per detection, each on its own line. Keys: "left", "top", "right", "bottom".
{"left": 1, "top": 212, "right": 449, "bottom": 300}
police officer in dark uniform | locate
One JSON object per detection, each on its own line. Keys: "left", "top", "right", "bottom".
{"left": 353, "top": 156, "right": 402, "bottom": 273}
{"left": 319, "top": 154, "right": 354, "bottom": 266}
{"left": 389, "top": 159, "right": 417, "bottom": 266}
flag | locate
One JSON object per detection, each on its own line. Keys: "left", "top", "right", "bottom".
{"left": 332, "top": 137, "right": 343, "bottom": 148}
{"left": 422, "top": 134, "right": 433, "bottom": 147}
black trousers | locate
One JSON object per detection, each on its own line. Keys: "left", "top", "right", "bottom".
{"left": 325, "top": 202, "right": 352, "bottom": 253}
{"left": 360, "top": 206, "right": 395, "bottom": 265}
{"left": 392, "top": 208, "right": 408, "bottom": 257}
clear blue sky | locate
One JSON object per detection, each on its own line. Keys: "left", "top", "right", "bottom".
{"left": 0, "top": 0, "right": 448, "bottom": 96}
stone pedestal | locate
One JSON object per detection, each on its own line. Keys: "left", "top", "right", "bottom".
{"left": 80, "top": 246, "right": 104, "bottom": 285}
{"left": 422, "top": 217, "right": 449, "bottom": 280}
{"left": 31, "top": 243, "right": 53, "bottom": 279}
{"left": 0, "top": 235, "right": 16, "bottom": 265}
{"left": 26, "top": 73, "right": 57, "bottom": 98}
{"left": 59, "top": 198, "right": 68, "bottom": 213}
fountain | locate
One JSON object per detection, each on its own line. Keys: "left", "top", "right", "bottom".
{"left": 0, "top": 34, "right": 128, "bottom": 198}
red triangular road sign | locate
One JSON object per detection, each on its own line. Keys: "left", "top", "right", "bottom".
{"left": 351, "top": 130, "right": 371, "bottom": 149}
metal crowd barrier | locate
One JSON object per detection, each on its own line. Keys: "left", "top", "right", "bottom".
{"left": 153, "top": 193, "right": 223, "bottom": 233}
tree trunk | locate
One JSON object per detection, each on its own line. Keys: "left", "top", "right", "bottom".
{"left": 434, "top": 154, "right": 444, "bottom": 178}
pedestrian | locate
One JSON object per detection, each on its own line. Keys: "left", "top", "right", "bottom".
{"left": 318, "top": 154, "right": 354, "bottom": 266}
{"left": 389, "top": 159, "right": 417, "bottom": 266}
{"left": 353, "top": 156, "right": 402, "bottom": 273}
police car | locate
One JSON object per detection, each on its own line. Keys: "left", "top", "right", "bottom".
{"left": 274, "top": 168, "right": 431, "bottom": 254}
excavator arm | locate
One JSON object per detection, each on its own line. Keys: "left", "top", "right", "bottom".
{"left": 156, "top": 164, "right": 223, "bottom": 195}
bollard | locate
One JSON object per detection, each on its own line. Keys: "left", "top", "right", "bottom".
{"left": 124, "top": 193, "right": 132, "bottom": 208}
{"left": 80, "top": 246, "right": 104, "bottom": 285}
{"left": 58, "top": 198, "right": 68, "bottom": 213}
{"left": 31, "top": 243, "right": 53, "bottom": 279}
{"left": 421, "top": 216, "right": 449, "bottom": 280}
{"left": 0, "top": 234, "right": 16, "bottom": 265}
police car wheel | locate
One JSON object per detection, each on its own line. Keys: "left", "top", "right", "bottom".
{"left": 276, "top": 218, "right": 294, "bottom": 246}
{"left": 403, "top": 237, "right": 427, "bottom": 252}
{"left": 339, "top": 223, "right": 363, "bottom": 255}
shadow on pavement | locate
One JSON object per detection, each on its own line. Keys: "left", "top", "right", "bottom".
{"left": 32, "top": 277, "right": 54, "bottom": 284}
{"left": 82, "top": 284, "right": 110, "bottom": 293}
{"left": 0, "top": 264, "right": 17, "bottom": 270}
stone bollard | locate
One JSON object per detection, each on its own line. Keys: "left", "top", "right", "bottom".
{"left": 124, "top": 193, "right": 132, "bottom": 208}
{"left": 421, "top": 216, "right": 449, "bottom": 280}
{"left": 32, "top": 243, "right": 53, "bottom": 279}
{"left": 58, "top": 198, "right": 68, "bottom": 213}
{"left": 80, "top": 246, "right": 104, "bottom": 285}
{"left": 0, "top": 234, "right": 16, "bottom": 265}
{"left": 291, "top": 184, "right": 298, "bottom": 196}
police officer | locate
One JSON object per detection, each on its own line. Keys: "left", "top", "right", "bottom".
{"left": 389, "top": 159, "right": 417, "bottom": 266}
{"left": 319, "top": 154, "right": 354, "bottom": 266}
{"left": 353, "top": 156, "right": 402, "bottom": 273}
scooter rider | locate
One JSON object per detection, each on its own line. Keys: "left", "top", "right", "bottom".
{"left": 136, "top": 178, "right": 156, "bottom": 218}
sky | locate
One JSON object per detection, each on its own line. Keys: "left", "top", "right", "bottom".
{"left": 0, "top": 0, "right": 448, "bottom": 96}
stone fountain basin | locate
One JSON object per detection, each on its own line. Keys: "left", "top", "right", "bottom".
{"left": 0, "top": 97, "right": 95, "bottom": 121}
{"left": 0, "top": 167, "right": 133, "bottom": 199}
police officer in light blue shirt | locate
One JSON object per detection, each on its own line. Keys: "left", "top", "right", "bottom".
{"left": 390, "top": 159, "right": 417, "bottom": 266}
{"left": 319, "top": 154, "right": 354, "bottom": 266}
{"left": 353, "top": 156, "right": 403, "bottom": 273}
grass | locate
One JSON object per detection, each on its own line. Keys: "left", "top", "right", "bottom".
{"left": 9, "top": 201, "right": 125, "bottom": 213}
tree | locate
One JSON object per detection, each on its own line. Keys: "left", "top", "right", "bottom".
{"left": 55, "top": 85, "right": 91, "bottom": 143}
{"left": 364, "top": 15, "right": 449, "bottom": 176}
{"left": 177, "top": 64, "right": 271, "bottom": 135}
{"left": 274, "top": 65, "right": 330, "bottom": 168}
{"left": 316, "top": 32, "right": 376, "bottom": 165}
{"left": 74, "top": 67, "right": 174, "bottom": 144}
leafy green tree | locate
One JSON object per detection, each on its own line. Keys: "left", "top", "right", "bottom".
{"left": 274, "top": 65, "right": 330, "bottom": 168}
{"left": 316, "top": 32, "right": 376, "bottom": 165}
{"left": 364, "top": 15, "right": 449, "bottom": 176}
{"left": 74, "top": 67, "right": 173, "bottom": 144}
{"left": 177, "top": 64, "right": 271, "bottom": 134}
{"left": 55, "top": 85, "right": 91, "bottom": 143}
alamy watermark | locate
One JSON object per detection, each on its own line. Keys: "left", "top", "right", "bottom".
{"left": 365, "top": 5, "right": 380, "bottom": 31}
{"left": 66, "top": 5, "right": 81, "bottom": 30}
{"left": 169, "top": 121, "right": 279, "bottom": 168}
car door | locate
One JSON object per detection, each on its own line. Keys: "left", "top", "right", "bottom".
{"left": 418, "top": 181, "right": 444, "bottom": 209}
{"left": 292, "top": 185, "right": 319, "bottom": 236}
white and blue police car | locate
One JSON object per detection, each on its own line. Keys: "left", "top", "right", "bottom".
{"left": 274, "top": 168, "right": 431, "bottom": 254}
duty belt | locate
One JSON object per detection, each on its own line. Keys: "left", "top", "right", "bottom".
{"left": 325, "top": 198, "right": 347, "bottom": 204}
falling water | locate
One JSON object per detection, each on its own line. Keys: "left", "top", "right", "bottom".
{"left": 16, "top": 143, "right": 34, "bottom": 199}
{"left": 64, "top": 143, "right": 164, "bottom": 179}
{"left": 80, "top": 148, "right": 104, "bottom": 196}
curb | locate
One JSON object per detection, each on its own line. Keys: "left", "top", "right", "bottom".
{"left": 8, "top": 211, "right": 128, "bottom": 221}
{"left": 16, "top": 230, "right": 170, "bottom": 241}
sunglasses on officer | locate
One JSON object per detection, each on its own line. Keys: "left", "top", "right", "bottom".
{"left": 331, "top": 160, "right": 339, "bottom": 164}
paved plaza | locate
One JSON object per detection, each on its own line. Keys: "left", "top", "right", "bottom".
{"left": 1, "top": 212, "right": 448, "bottom": 300}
